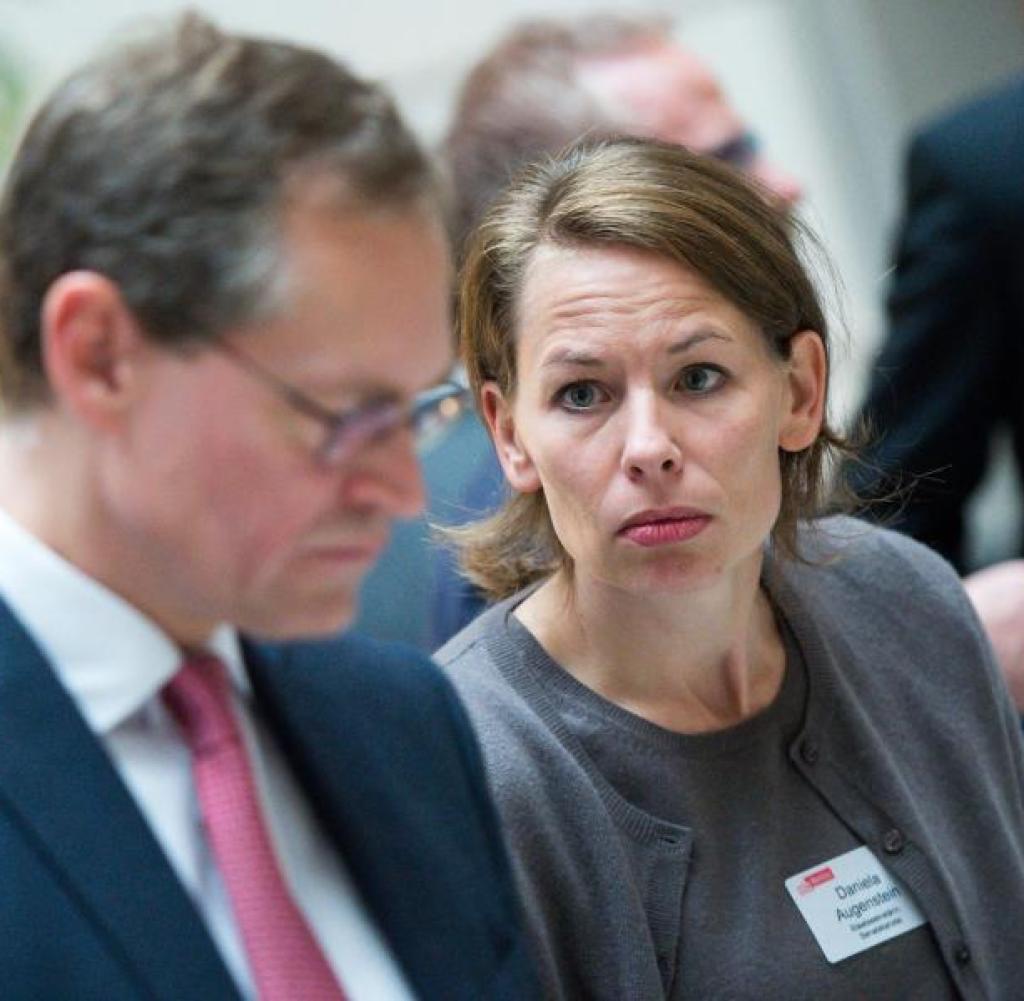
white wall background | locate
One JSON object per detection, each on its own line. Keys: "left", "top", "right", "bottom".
{"left": 2, "top": 0, "right": 1021, "bottom": 415}
{"left": 1, "top": 0, "right": 1022, "bottom": 552}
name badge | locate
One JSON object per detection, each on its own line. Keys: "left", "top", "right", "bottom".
{"left": 784, "top": 845, "right": 927, "bottom": 963}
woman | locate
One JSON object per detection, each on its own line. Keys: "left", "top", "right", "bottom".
{"left": 436, "top": 138, "right": 1024, "bottom": 999}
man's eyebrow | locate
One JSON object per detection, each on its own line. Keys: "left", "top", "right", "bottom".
{"left": 305, "top": 360, "right": 456, "bottom": 404}
{"left": 426, "top": 361, "right": 458, "bottom": 388}
{"left": 540, "top": 330, "right": 731, "bottom": 368}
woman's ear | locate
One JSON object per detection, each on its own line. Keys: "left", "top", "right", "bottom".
{"left": 480, "top": 381, "right": 542, "bottom": 493}
{"left": 778, "top": 330, "right": 827, "bottom": 452}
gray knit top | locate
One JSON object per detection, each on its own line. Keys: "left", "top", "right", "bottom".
{"left": 436, "top": 518, "right": 1024, "bottom": 1000}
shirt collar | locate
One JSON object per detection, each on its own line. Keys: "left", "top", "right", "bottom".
{"left": 0, "top": 506, "right": 247, "bottom": 734}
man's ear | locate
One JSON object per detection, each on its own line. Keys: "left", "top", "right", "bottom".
{"left": 40, "top": 271, "right": 146, "bottom": 428}
{"left": 480, "top": 381, "right": 541, "bottom": 493}
{"left": 778, "top": 330, "right": 827, "bottom": 452}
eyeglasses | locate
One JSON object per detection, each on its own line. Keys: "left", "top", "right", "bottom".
{"left": 707, "top": 131, "right": 759, "bottom": 170}
{"left": 215, "top": 340, "right": 471, "bottom": 468}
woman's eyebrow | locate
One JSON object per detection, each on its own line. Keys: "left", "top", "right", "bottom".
{"left": 541, "top": 329, "right": 730, "bottom": 369}
{"left": 667, "top": 330, "right": 730, "bottom": 354}
{"left": 540, "top": 347, "right": 604, "bottom": 369}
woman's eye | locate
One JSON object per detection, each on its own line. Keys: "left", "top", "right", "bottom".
{"left": 680, "top": 365, "right": 725, "bottom": 394}
{"left": 558, "top": 382, "right": 604, "bottom": 410}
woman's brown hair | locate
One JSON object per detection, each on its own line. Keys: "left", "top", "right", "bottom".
{"left": 453, "top": 136, "right": 852, "bottom": 599}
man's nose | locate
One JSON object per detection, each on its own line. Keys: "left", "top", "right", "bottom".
{"left": 751, "top": 155, "right": 803, "bottom": 208}
{"left": 338, "top": 430, "right": 426, "bottom": 518}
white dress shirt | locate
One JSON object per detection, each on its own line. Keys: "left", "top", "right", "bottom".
{"left": 0, "top": 507, "right": 414, "bottom": 1001}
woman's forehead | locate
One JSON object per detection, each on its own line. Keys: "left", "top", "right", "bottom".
{"left": 515, "top": 243, "right": 755, "bottom": 354}
{"left": 521, "top": 242, "right": 720, "bottom": 308}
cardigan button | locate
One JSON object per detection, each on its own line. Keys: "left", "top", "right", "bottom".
{"left": 799, "top": 739, "right": 820, "bottom": 765}
{"left": 952, "top": 942, "right": 971, "bottom": 966}
{"left": 882, "top": 828, "right": 905, "bottom": 854}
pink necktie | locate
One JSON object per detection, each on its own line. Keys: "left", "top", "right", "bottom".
{"left": 163, "top": 654, "right": 347, "bottom": 1001}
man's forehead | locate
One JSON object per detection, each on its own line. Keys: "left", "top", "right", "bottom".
{"left": 578, "top": 42, "right": 743, "bottom": 149}
{"left": 285, "top": 192, "right": 448, "bottom": 271}
{"left": 240, "top": 201, "right": 452, "bottom": 396}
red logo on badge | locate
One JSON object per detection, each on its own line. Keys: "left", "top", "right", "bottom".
{"left": 797, "top": 866, "right": 835, "bottom": 895}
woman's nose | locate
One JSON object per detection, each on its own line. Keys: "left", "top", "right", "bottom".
{"left": 620, "top": 396, "right": 683, "bottom": 481}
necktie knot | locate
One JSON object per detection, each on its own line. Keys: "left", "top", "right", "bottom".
{"left": 163, "top": 654, "right": 240, "bottom": 756}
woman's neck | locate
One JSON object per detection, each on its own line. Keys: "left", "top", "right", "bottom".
{"left": 515, "top": 556, "right": 786, "bottom": 733}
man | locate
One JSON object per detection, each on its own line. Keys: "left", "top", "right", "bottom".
{"left": 355, "top": 14, "right": 802, "bottom": 647}
{"left": 0, "top": 16, "right": 534, "bottom": 1000}
{"left": 853, "top": 77, "right": 1024, "bottom": 572}
{"left": 964, "top": 560, "right": 1024, "bottom": 713}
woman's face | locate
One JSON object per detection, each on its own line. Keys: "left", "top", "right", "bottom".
{"left": 483, "top": 242, "right": 825, "bottom": 596}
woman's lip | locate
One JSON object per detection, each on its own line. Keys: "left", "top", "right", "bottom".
{"left": 618, "top": 507, "right": 708, "bottom": 531}
{"left": 618, "top": 514, "right": 711, "bottom": 547}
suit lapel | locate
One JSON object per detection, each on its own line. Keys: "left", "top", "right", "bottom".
{"left": 245, "top": 641, "right": 437, "bottom": 988}
{"left": 245, "top": 638, "right": 522, "bottom": 1000}
{"left": 0, "top": 600, "right": 240, "bottom": 1001}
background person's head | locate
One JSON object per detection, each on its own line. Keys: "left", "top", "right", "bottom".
{"left": 455, "top": 138, "right": 846, "bottom": 599}
{"left": 443, "top": 14, "right": 801, "bottom": 259}
{"left": 0, "top": 15, "right": 452, "bottom": 642}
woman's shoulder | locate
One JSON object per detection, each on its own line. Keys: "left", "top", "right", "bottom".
{"left": 780, "top": 517, "right": 1004, "bottom": 703}
{"left": 434, "top": 598, "right": 615, "bottom": 835}
{"left": 790, "top": 515, "right": 965, "bottom": 605}
{"left": 794, "top": 513, "right": 945, "bottom": 562}
{"left": 776, "top": 516, "right": 990, "bottom": 673}
{"left": 434, "top": 595, "right": 566, "bottom": 759}
{"left": 434, "top": 597, "right": 517, "bottom": 695}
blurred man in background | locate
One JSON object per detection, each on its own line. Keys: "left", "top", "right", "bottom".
{"left": 853, "top": 76, "right": 1024, "bottom": 573}
{"left": 964, "top": 560, "right": 1024, "bottom": 712}
{"left": 0, "top": 15, "right": 534, "bottom": 999}
{"left": 852, "top": 74, "right": 1024, "bottom": 719}
{"left": 355, "top": 13, "right": 802, "bottom": 648}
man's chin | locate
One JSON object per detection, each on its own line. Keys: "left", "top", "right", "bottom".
{"left": 239, "top": 594, "right": 358, "bottom": 642}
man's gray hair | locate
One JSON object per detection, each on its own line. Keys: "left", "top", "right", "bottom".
{"left": 442, "top": 14, "right": 671, "bottom": 257}
{"left": 0, "top": 13, "right": 437, "bottom": 408}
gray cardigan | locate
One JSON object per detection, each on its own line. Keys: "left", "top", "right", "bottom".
{"left": 436, "top": 518, "right": 1024, "bottom": 1000}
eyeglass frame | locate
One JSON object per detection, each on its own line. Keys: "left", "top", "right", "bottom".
{"left": 706, "top": 131, "right": 759, "bottom": 170}
{"left": 214, "top": 339, "right": 471, "bottom": 468}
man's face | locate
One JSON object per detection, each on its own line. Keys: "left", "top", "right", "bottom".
{"left": 579, "top": 42, "right": 802, "bottom": 207}
{"left": 100, "top": 202, "right": 451, "bottom": 643}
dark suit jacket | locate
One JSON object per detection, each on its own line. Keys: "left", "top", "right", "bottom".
{"left": 854, "top": 75, "right": 1024, "bottom": 570}
{"left": 0, "top": 597, "right": 537, "bottom": 1000}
